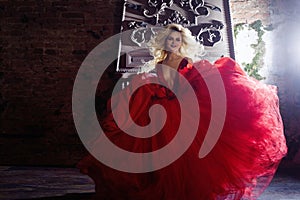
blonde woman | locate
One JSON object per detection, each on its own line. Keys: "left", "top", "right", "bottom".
{"left": 142, "top": 23, "right": 203, "bottom": 71}
{"left": 78, "top": 23, "right": 287, "bottom": 200}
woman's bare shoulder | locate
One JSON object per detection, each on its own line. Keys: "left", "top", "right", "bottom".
{"left": 185, "top": 57, "right": 193, "bottom": 64}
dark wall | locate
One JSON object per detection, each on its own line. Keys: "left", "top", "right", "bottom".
{"left": 271, "top": 0, "right": 300, "bottom": 168}
{"left": 0, "top": 0, "right": 123, "bottom": 166}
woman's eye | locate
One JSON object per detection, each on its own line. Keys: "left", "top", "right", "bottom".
{"left": 176, "top": 38, "right": 181, "bottom": 42}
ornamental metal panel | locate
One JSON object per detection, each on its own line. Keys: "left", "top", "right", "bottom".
{"left": 117, "top": 0, "right": 235, "bottom": 72}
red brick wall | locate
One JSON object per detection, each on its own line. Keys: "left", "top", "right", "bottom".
{"left": 0, "top": 0, "right": 123, "bottom": 166}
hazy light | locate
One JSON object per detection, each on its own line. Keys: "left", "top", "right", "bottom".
{"left": 234, "top": 25, "right": 258, "bottom": 65}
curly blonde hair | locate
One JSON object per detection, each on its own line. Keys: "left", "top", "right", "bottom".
{"left": 141, "top": 24, "right": 204, "bottom": 72}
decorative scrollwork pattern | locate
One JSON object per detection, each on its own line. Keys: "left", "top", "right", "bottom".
{"left": 119, "top": 0, "right": 235, "bottom": 72}
{"left": 123, "top": 0, "right": 223, "bottom": 47}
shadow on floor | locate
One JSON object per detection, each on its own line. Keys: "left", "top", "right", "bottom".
{"left": 277, "top": 167, "right": 300, "bottom": 179}
{"left": 19, "top": 193, "right": 95, "bottom": 200}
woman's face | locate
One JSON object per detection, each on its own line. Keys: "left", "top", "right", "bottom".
{"left": 165, "top": 31, "right": 182, "bottom": 53}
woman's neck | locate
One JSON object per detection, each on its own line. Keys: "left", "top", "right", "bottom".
{"left": 160, "top": 51, "right": 184, "bottom": 71}
{"left": 165, "top": 52, "right": 182, "bottom": 61}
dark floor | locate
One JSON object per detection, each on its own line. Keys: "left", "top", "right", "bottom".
{"left": 0, "top": 166, "right": 94, "bottom": 200}
{"left": 0, "top": 166, "right": 300, "bottom": 200}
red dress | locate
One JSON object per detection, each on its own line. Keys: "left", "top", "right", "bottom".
{"left": 77, "top": 57, "right": 287, "bottom": 200}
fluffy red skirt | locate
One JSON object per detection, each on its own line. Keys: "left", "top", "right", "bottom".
{"left": 77, "top": 57, "right": 287, "bottom": 200}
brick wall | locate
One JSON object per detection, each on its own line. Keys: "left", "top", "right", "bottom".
{"left": 230, "top": 0, "right": 271, "bottom": 25}
{"left": 0, "top": 0, "right": 123, "bottom": 166}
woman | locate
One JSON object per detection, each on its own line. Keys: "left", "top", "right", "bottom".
{"left": 78, "top": 24, "right": 287, "bottom": 200}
